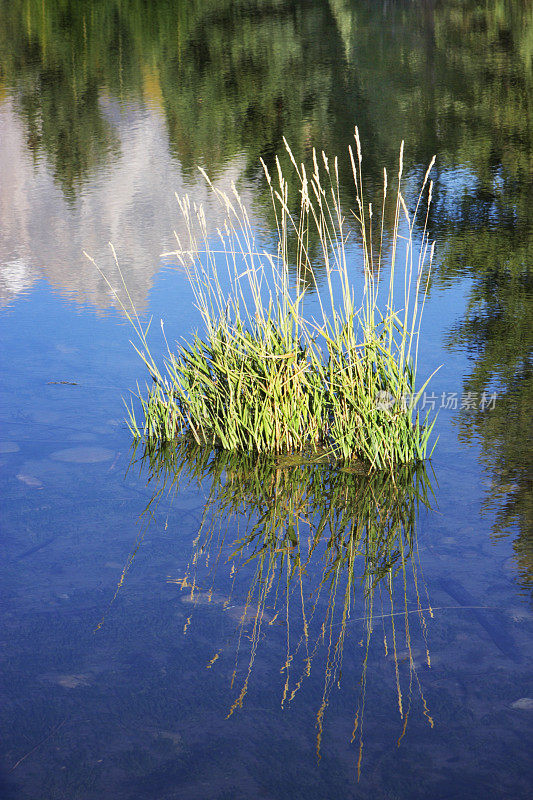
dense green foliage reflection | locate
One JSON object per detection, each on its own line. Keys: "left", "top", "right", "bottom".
{"left": 1, "top": 0, "right": 531, "bottom": 192}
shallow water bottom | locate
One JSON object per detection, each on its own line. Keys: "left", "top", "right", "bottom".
{"left": 1, "top": 426, "right": 532, "bottom": 800}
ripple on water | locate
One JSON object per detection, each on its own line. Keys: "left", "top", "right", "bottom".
{"left": 50, "top": 446, "right": 115, "bottom": 463}
{"left": 16, "top": 473, "right": 44, "bottom": 488}
{"left": 0, "top": 442, "right": 20, "bottom": 454}
{"left": 511, "top": 698, "right": 533, "bottom": 710}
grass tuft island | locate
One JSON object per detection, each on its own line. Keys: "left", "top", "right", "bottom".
{"left": 96, "top": 130, "right": 438, "bottom": 471}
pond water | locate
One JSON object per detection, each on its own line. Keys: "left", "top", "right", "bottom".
{"left": 0, "top": 1, "right": 532, "bottom": 798}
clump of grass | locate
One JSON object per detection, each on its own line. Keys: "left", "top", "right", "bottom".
{"left": 109, "top": 129, "right": 438, "bottom": 469}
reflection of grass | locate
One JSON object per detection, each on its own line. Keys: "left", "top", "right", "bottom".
{"left": 136, "top": 439, "right": 435, "bottom": 777}
{"left": 111, "top": 132, "right": 437, "bottom": 469}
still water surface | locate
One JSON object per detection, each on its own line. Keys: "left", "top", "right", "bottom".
{"left": 0, "top": 1, "right": 532, "bottom": 798}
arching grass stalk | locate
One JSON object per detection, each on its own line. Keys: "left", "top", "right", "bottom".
{"left": 119, "top": 129, "right": 438, "bottom": 469}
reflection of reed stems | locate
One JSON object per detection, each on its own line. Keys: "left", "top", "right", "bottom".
{"left": 128, "top": 439, "right": 436, "bottom": 777}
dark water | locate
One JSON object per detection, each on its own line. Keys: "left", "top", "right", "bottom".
{"left": 0, "top": 1, "right": 532, "bottom": 798}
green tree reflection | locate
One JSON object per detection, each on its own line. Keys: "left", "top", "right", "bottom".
{"left": 329, "top": 0, "right": 533, "bottom": 583}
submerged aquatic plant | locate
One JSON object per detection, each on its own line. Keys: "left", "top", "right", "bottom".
{"left": 90, "top": 129, "right": 438, "bottom": 469}
{"left": 127, "top": 439, "right": 435, "bottom": 779}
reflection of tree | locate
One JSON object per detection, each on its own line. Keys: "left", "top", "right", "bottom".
{"left": 17, "top": 68, "right": 120, "bottom": 198}
{"left": 157, "top": 0, "right": 374, "bottom": 185}
{"left": 129, "top": 440, "right": 435, "bottom": 777}
{"left": 445, "top": 230, "right": 533, "bottom": 590}
{"left": 0, "top": 0, "right": 375, "bottom": 201}
{"left": 2, "top": 0, "right": 530, "bottom": 204}
{"left": 0, "top": 0, "right": 122, "bottom": 196}
{"left": 419, "top": 2, "right": 533, "bottom": 587}
{"left": 337, "top": 0, "right": 532, "bottom": 581}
